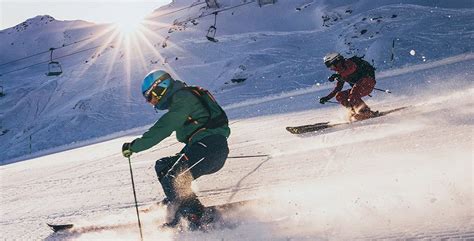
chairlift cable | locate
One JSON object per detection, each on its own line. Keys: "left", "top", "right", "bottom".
{"left": 0, "top": 44, "right": 102, "bottom": 76}
{"left": 0, "top": 36, "right": 95, "bottom": 67}
{"left": 0, "top": 1, "right": 258, "bottom": 76}
{"left": 150, "top": 2, "right": 207, "bottom": 18}
{"left": 173, "top": 0, "right": 256, "bottom": 28}
{"left": 0, "top": 2, "right": 205, "bottom": 67}
{"left": 0, "top": 50, "right": 50, "bottom": 67}
{"left": 149, "top": 0, "right": 256, "bottom": 32}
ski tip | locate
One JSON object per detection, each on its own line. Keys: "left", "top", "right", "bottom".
{"left": 285, "top": 127, "right": 300, "bottom": 134}
{"left": 47, "top": 223, "right": 74, "bottom": 232}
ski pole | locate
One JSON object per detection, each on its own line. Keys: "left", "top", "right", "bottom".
{"left": 127, "top": 156, "right": 144, "bottom": 241}
{"left": 228, "top": 154, "right": 269, "bottom": 159}
{"left": 336, "top": 78, "right": 391, "bottom": 94}
{"left": 373, "top": 87, "right": 391, "bottom": 93}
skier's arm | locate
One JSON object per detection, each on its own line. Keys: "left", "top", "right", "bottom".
{"left": 130, "top": 97, "right": 191, "bottom": 153}
{"left": 325, "top": 80, "right": 344, "bottom": 99}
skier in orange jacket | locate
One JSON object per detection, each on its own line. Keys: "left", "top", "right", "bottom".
{"left": 319, "top": 53, "right": 379, "bottom": 121}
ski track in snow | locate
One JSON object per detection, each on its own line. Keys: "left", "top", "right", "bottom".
{"left": 1, "top": 60, "right": 473, "bottom": 240}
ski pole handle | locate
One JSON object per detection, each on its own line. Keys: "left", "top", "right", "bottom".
{"left": 373, "top": 87, "right": 391, "bottom": 93}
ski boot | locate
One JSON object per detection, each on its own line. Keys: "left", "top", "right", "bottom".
{"left": 351, "top": 105, "right": 379, "bottom": 121}
{"left": 158, "top": 197, "right": 170, "bottom": 206}
{"left": 162, "top": 198, "right": 207, "bottom": 231}
{"left": 347, "top": 107, "right": 357, "bottom": 122}
{"left": 180, "top": 206, "right": 222, "bottom": 231}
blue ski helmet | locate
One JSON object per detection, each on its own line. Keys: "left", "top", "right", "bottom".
{"left": 141, "top": 70, "right": 173, "bottom": 102}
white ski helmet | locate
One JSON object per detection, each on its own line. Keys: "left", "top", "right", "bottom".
{"left": 323, "top": 52, "right": 344, "bottom": 67}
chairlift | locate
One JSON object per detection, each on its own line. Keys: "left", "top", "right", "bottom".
{"left": 205, "top": 0, "right": 219, "bottom": 9}
{"left": 258, "top": 0, "right": 276, "bottom": 7}
{"left": 46, "top": 48, "right": 62, "bottom": 76}
{"left": 206, "top": 12, "right": 219, "bottom": 43}
{"left": 0, "top": 86, "right": 4, "bottom": 97}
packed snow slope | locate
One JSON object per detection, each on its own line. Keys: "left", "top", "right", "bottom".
{"left": 1, "top": 53, "right": 473, "bottom": 240}
{"left": 0, "top": 0, "right": 473, "bottom": 163}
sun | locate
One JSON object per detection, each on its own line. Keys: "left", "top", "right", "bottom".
{"left": 107, "top": 5, "right": 150, "bottom": 37}
{"left": 113, "top": 17, "right": 145, "bottom": 36}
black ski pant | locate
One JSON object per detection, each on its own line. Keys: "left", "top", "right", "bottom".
{"left": 154, "top": 134, "right": 229, "bottom": 207}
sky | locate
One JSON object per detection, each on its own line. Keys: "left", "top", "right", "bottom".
{"left": 0, "top": 0, "right": 171, "bottom": 30}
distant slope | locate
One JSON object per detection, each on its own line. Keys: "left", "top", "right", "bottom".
{"left": 0, "top": 0, "right": 473, "bottom": 163}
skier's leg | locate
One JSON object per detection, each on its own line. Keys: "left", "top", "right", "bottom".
{"left": 349, "top": 77, "right": 377, "bottom": 120}
{"left": 336, "top": 90, "right": 357, "bottom": 120}
{"left": 157, "top": 155, "right": 192, "bottom": 201}
{"left": 187, "top": 135, "right": 229, "bottom": 178}
{"left": 335, "top": 90, "right": 351, "bottom": 108}
{"left": 349, "top": 77, "right": 375, "bottom": 106}
{"left": 159, "top": 157, "right": 195, "bottom": 225}
{"left": 155, "top": 155, "right": 180, "bottom": 182}
{"left": 167, "top": 135, "right": 229, "bottom": 228}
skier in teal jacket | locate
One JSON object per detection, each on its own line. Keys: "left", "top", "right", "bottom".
{"left": 122, "top": 70, "right": 230, "bottom": 229}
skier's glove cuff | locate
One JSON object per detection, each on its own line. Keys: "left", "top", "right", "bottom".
{"left": 122, "top": 142, "right": 133, "bottom": 158}
{"left": 328, "top": 74, "right": 341, "bottom": 82}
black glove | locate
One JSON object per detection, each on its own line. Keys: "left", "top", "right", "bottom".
{"left": 328, "top": 74, "right": 341, "bottom": 82}
{"left": 122, "top": 142, "right": 133, "bottom": 158}
{"left": 319, "top": 96, "right": 331, "bottom": 104}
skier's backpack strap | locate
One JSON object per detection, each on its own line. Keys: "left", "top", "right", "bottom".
{"left": 181, "top": 86, "right": 228, "bottom": 142}
{"left": 348, "top": 55, "right": 375, "bottom": 80}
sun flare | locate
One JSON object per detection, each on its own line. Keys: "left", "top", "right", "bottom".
{"left": 107, "top": 5, "right": 150, "bottom": 37}
{"left": 113, "top": 17, "right": 145, "bottom": 36}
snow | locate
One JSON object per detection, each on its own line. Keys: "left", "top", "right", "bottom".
{"left": 0, "top": 0, "right": 473, "bottom": 240}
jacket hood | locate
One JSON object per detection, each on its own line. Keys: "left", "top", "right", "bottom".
{"left": 154, "top": 80, "right": 186, "bottom": 110}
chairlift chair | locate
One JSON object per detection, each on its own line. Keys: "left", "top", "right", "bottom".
{"left": 47, "top": 61, "right": 63, "bottom": 76}
{"left": 206, "top": 26, "right": 218, "bottom": 42}
{"left": 258, "top": 0, "right": 276, "bottom": 7}
{"left": 46, "top": 48, "right": 63, "bottom": 76}
{"left": 205, "top": 0, "right": 219, "bottom": 8}
{"left": 206, "top": 12, "right": 219, "bottom": 43}
{"left": 0, "top": 86, "right": 4, "bottom": 97}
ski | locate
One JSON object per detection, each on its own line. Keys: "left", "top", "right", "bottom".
{"left": 286, "top": 122, "right": 344, "bottom": 134}
{"left": 47, "top": 223, "right": 74, "bottom": 232}
{"left": 286, "top": 106, "right": 408, "bottom": 134}
{"left": 47, "top": 199, "right": 258, "bottom": 233}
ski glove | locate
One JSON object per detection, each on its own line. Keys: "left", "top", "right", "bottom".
{"left": 328, "top": 74, "right": 341, "bottom": 82}
{"left": 122, "top": 142, "right": 133, "bottom": 158}
{"left": 319, "top": 96, "right": 330, "bottom": 104}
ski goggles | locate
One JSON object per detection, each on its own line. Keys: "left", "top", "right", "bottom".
{"left": 325, "top": 58, "right": 343, "bottom": 68}
{"left": 144, "top": 78, "right": 171, "bottom": 102}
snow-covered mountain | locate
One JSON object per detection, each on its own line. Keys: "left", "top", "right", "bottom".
{"left": 0, "top": 0, "right": 472, "bottom": 163}
{"left": 0, "top": 0, "right": 473, "bottom": 240}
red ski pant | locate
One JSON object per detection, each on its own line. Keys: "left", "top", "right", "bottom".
{"left": 335, "top": 77, "right": 375, "bottom": 109}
